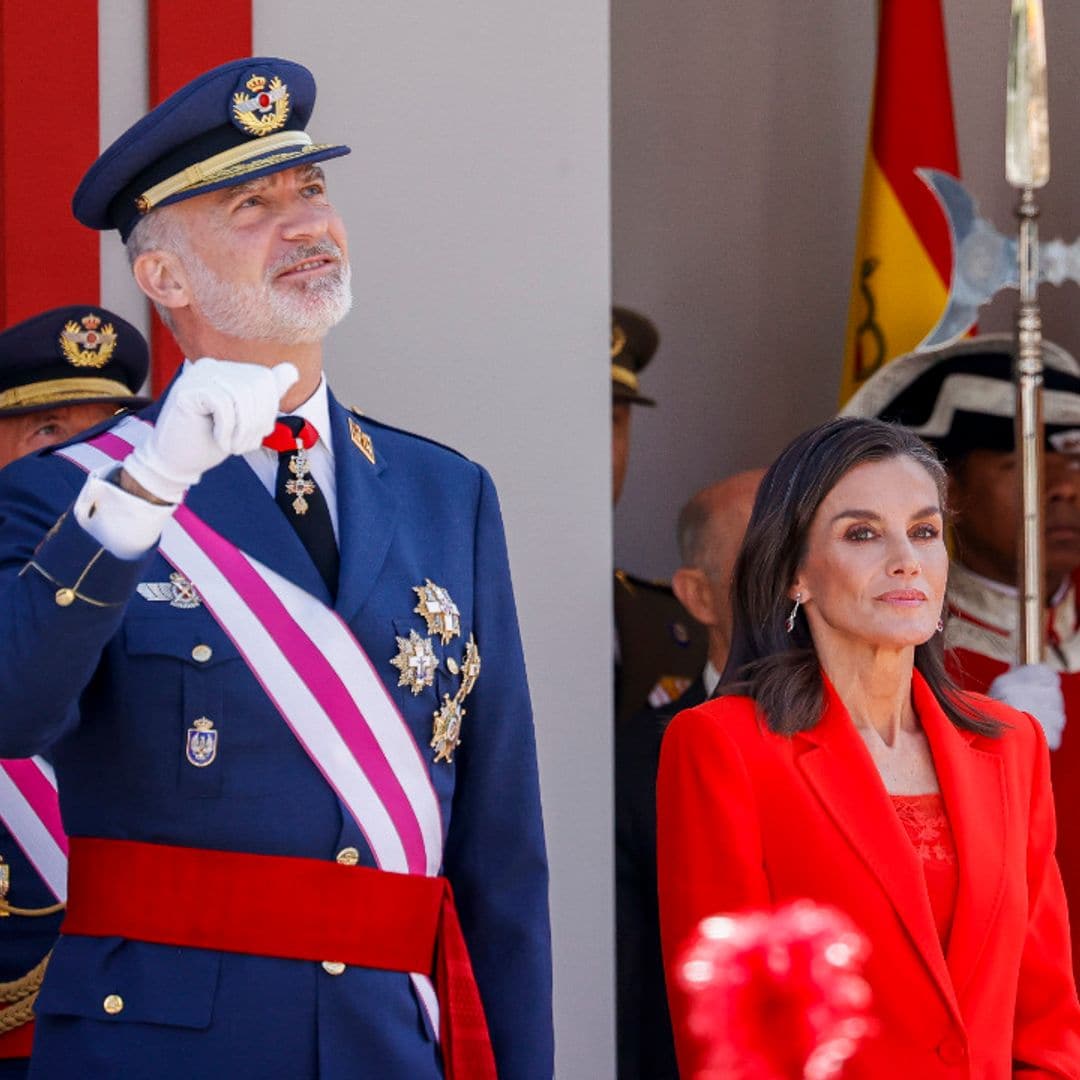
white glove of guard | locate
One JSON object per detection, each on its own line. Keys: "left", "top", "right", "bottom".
{"left": 988, "top": 662, "right": 1067, "bottom": 750}
{"left": 123, "top": 357, "right": 299, "bottom": 504}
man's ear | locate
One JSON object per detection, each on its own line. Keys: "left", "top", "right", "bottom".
{"left": 132, "top": 250, "right": 190, "bottom": 313}
{"left": 672, "top": 567, "right": 720, "bottom": 628}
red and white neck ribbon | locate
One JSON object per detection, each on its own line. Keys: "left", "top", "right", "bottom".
{"left": 59, "top": 415, "right": 444, "bottom": 1023}
{"left": 0, "top": 756, "right": 66, "bottom": 902}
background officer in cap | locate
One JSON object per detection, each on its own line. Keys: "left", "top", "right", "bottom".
{"left": 0, "top": 57, "right": 549, "bottom": 1079}
{"left": 612, "top": 305, "right": 706, "bottom": 725}
{"left": 0, "top": 306, "right": 149, "bottom": 468}
{"left": 0, "top": 305, "right": 148, "bottom": 1077}
{"left": 842, "top": 333, "right": 1080, "bottom": 974}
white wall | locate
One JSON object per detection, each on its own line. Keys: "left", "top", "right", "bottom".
{"left": 254, "top": 5, "right": 614, "bottom": 1075}
{"left": 613, "top": 1, "right": 1080, "bottom": 582}
{"left": 99, "top": 3, "right": 614, "bottom": 1076}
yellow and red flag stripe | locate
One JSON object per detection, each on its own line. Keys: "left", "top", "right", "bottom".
{"left": 840, "top": 0, "right": 960, "bottom": 404}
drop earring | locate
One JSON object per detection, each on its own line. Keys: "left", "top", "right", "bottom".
{"left": 785, "top": 593, "right": 802, "bottom": 634}
{"left": 936, "top": 618, "right": 944, "bottom": 634}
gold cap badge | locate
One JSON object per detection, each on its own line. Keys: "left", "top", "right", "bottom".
{"left": 60, "top": 314, "right": 116, "bottom": 369}
{"left": 232, "top": 73, "right": 290, "bottom": 137}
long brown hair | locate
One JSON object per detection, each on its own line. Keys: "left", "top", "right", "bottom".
{"left": 719, "top": 417, "right": 1000, "bottom": 738}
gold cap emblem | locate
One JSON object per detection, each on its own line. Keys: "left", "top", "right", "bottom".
{"left": 232, "top": 73, "right": 290, "bottom": 137}
{"left": 60, "top": 314, "right": 117, "bottom": 369}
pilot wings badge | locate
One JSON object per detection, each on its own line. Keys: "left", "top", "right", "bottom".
{"left": 137, "top": 572, "right": 203, "bottom": 609}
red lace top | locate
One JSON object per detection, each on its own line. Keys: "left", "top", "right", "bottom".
{"left": 890, "top": 793, "right": 958, "bottom": 947}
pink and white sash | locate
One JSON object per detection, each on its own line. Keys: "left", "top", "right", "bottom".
{"left": 58, "top": 415, "right": 444, "bottom": 1023}
{"left": 0, "top": 757, "right": 66, "bottom": 903}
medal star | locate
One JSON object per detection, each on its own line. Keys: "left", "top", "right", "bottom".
{"left": 431, "top": 693, "right": 465, "bottom": 764}
{"left": 458, "top": 634, "right": 482, "bottom": 698}
{"left": 390, "top": 630, "right": 438, "bottom": 695}
{"left": 412, "top": 579, "right": 461, "bottom": 645}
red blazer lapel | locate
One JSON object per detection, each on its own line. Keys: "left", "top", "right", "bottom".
{"left": 912, "top": 672, "right": 1007, "bottom": 998}
{"left": 795, "top": 676, "right": 962, "bottom": 1023}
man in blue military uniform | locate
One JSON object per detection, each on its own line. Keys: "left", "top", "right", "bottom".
{"left": 0, "top": 305, "right": 149, "bottom": 1077}
{"left": 0, "top": 58, "right": 551, "bottom": 1079}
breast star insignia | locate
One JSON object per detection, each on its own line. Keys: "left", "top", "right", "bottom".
{"left": 459, "top": 635, "right": 481, "bottom": 697}
{"left": 431, "top": 694, "right": 465, "bottom": 764}
{"left": 413, "top": 579, "right": 461, "bottom": 645}
{"left": 390, "top": 630, "right": 438, "bottom": 695}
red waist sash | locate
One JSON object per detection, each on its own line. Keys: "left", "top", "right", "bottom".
{"left": 61, "top": 838, "right": 495, "bottom": 1080}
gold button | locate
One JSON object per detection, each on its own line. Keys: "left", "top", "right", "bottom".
{"left": 321, "top": 961, "right": 346, "bottom": 976}
{"left": 103, "top": 994, "right": 124, "bottom": 1015}
{"left": 446, "top": 657, "right": 460, "bottom": 675}
{"left": 191, "top": 644, "right": 213, "bottom": 663}
{"left": 335, "top": 847, "right": 360, "bottom": 866}
{"left": 55, "top": 588, "right": 76, "bottom": 607}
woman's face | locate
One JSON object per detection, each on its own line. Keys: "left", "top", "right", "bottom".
{"left": 791, "top": 456, "right": 947, "bottom": 656}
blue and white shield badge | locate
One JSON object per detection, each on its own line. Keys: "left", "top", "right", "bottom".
{"left": 186, "top": 717, "right": 218, "bottom": 768}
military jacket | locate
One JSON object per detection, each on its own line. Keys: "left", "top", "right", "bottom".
{"left": 0, "top": 390, "right": 552, "bottom": 1080}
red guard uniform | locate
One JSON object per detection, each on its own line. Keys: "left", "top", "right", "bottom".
{"left": 946, "top": 559, "right": 1080, "bottom": 976}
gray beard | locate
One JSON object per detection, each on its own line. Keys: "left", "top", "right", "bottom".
{"left": 186, "top": 243, "right": 353, "bottom": 345}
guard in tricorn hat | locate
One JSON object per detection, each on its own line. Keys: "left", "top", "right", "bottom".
{"left": 0, "top": 304, "right": 147, "bottom": 1075}
{"left": 0, "top": 56, "right": 550, "bottom": 1080}
{"left": 611, "top": 305, "right": 705, "bottom": 726}
{"left": 842, "top": 333, "right": 1080, "bottom": 976}
{"left": 0, "top": 305, "right": 149, "bottom": 468}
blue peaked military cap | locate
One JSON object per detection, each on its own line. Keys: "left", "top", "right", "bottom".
{"left": 0, "top": 305, "right": 150, "bottom": 418}
{"left": 73, "top": 57, "right": 351, "bottom": 241}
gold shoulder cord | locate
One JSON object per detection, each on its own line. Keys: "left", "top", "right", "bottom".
{"left": 0, "top": 952, "right": 50, "bottom": 1034}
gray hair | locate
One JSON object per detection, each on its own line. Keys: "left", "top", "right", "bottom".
{"left": 124, "top": 206, "right": 188, "bottom": 331}
{"left": 676, "top": 496, "right": 712, "bottom": 569}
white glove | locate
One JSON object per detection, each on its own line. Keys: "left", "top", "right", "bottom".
{"left": 123, "top": 358, "right": 299, "bottom": 504}
{"left": 988, "top": 663, "right": 1067, "bottom": 750}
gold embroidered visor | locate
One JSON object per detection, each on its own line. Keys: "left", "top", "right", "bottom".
{"left": 136, "top": 131, "right": 340, "bottom": 214}
{"left": 0, "top": 377, "right": 134, "bottom": 413}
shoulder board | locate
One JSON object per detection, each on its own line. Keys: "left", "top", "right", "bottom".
{"left": 348, "top": 406, "right": 470, "bottom": 462}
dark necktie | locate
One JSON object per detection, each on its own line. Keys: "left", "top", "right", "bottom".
{"left": 263, "top": 415, "right": 339, "bottom": 598}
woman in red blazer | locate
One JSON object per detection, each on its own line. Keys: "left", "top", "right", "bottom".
{"left": 657, "top": 418, "right": 1080, "bottom": 1078}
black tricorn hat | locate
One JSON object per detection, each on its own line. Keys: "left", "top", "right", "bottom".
{"left": 611, "top": 305, "right": 658, "bottom": 407}
{"left": 0, "top": 306, "right": 150, "bottom": 418}
{"left": 840, "top": 334, "right": 1080, "bottom": 461}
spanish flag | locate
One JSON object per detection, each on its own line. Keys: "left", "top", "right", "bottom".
{"left": 839, "top": 0, "right": 960, "bottom": 404}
